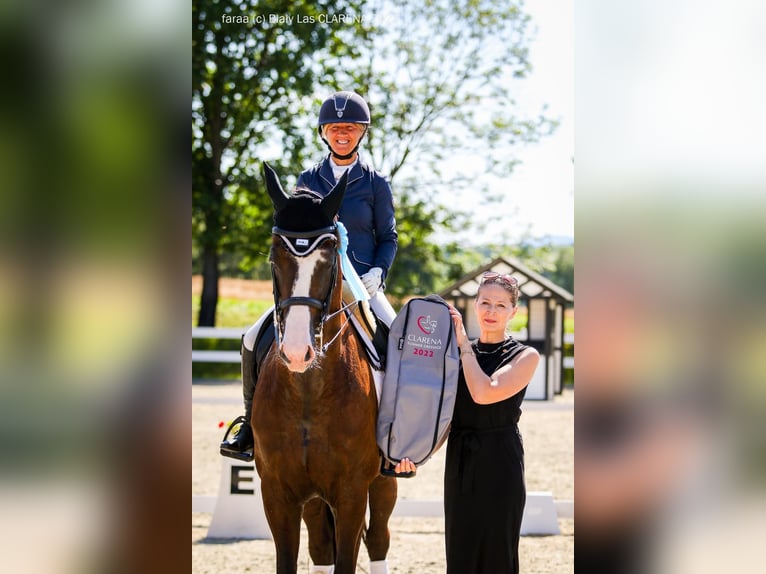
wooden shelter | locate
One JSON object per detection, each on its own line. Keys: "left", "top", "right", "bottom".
{"left": 440, "top": 256, "right": 573, "bottom": 400}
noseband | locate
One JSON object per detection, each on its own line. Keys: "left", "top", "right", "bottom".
{"left": 271, "top": 225, "right": 340, "bottom": 351}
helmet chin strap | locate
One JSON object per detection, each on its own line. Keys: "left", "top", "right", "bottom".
{"left": 321, "top": 126, "right": 368, "bottom": 161}
{"left": 326, "top": 143, "right": 358, "bottom": 161}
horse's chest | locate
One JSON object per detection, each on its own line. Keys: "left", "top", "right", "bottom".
{"left": 255, "top": 399, "right": 374, "bottom": 469}
{"left": 252, "top": 365, "right": 377, "bottom": 473}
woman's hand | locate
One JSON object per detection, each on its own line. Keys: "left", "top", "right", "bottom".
{"left": 394, "top": 457, "right": 416, "bottom": 475}
{"left": 447, "top": 304, "right": 469, "bottom": 348}
{"left": 361, "top": 267, "right": 383, "bottom": 296}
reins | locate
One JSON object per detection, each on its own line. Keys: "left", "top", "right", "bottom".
{"left": 320, "top": 298, "right": 359, "bottom": 353}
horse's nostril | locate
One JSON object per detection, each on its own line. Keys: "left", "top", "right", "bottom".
{"left": 304, "top": 348, "right": 313, "bottom": 362}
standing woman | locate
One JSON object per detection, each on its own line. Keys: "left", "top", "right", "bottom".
{"left": 397, "top": 271, "right": 539, "bottom": 572}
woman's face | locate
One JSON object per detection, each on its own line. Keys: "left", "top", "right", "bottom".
{"left": 323, "top": 123, "right": 366, "bottom": 157}
{"left": 474, "top": 284, "right": 517, "bottom": 335}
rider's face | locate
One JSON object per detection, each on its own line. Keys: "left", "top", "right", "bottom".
{"left": 323, "top": 123, "right": 365, "bottom": 157}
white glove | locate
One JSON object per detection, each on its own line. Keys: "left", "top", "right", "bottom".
{"left": 361, "top": 267, "right": 383, "bottom": 296}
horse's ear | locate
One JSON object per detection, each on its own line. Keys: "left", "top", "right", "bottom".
{"left": 322, "top": 169, "right": 348, "bottom": 219}
{"left": 263, "top": 163, "right": 289, "bottom": 211}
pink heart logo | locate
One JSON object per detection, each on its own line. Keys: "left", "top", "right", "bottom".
{"left": 417, "top": 315, "right": 436, "bottom": 335}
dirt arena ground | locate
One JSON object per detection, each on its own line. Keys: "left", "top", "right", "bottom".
{"left": 192, "top": 381, "right": 573, "bottom": 573}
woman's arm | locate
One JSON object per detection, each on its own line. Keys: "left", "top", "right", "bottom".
{"left": 371, "top": 173, "right": 398, "bottom": 278}
{"left": 459, "top": 346, "right": 539, "bottom": 404}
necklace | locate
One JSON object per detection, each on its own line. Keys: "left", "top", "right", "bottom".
{"left": 473, "top": 337, "right": 513, "bottom": 355}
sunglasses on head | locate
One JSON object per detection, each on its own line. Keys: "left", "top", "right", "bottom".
{"left": 481, "top": 271, "right": 518, "bottom": 288}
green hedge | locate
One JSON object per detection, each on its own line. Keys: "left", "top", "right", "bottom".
{"left": 192, "top": 336, "right": 241, "bottom": 380}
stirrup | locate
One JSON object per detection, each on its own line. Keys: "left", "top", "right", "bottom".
{"left": 219, "top": 415, "right": 254, "bottom": 462}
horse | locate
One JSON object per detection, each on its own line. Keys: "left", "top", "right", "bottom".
{"left": 251, "top": 163, "right": 398, "bottom": 574}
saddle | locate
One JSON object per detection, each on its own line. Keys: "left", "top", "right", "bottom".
{"left": 341, "top": 283, "right": 388, "bottom": 371}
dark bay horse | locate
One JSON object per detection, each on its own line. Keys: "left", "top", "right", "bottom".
{"left": 251, "top": 164, "right": 397, "bottom": 574}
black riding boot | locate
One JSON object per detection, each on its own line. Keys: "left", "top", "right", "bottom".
{"left": 219, "top": 344, "right": 256, "bottom": 461}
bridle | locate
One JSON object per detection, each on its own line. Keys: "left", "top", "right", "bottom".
{"left": 270, "top": 224, "right": 356, "bottom": 354}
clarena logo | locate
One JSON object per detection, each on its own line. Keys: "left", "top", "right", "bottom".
{"left": 417, "top": 315, "right": 437, "bottom": 335}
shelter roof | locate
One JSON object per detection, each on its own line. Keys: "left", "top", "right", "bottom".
{"left": 439, "top": 256, "right": 573, "bottom": 303}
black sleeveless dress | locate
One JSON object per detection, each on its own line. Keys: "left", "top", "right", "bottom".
{"left": 444, "top": 337, "right": 529, "bottom": 574}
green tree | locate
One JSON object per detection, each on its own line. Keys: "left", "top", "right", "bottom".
{"left": 549, "top": 243, "right": 574, "bottom": 295}
{"left": 518, "top": 239, "right": 574, "bottom": 296}
{"left": 192, "top": 0, "right": 365, "bottom": 325}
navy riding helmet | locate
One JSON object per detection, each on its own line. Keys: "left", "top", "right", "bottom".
{"left": 318, "top": 91, "right": 371, "bottom": 126}
{"left": 318, "top": 91, "right": 370, "bottom": 160}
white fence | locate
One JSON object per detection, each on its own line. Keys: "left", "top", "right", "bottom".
{"left": 192, "top": 327, "right": 243, "bottom": 363}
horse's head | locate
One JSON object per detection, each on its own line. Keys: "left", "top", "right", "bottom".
{"left": 264, "top": 163, "right": 348, "bottom": 372}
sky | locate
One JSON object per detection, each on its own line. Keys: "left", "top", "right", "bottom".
{"left": 577, "top": 0, "right": 766, "bottom": 190}
{"left": 440, "top": 0, "right": 574, "bottom": 245}
{"left": 505, "top": 0, "right": 574, "bottom": 241}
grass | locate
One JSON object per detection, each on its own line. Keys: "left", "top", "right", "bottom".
{"left": 192, "top": 296, "right": 273, "bottom": 379}
{"left": 192, "top": 296, "right": 273, "bottom": 328}
{"left": 509, "top": 310, "right": 526, "bottom": 333}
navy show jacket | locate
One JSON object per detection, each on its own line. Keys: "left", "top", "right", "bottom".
{"left": 296, "top": 155, "right": 398, "bottom": 280}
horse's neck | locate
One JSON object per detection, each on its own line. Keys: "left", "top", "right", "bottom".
{"left": 322, "top": 268, "right": 345, "bottom": 344}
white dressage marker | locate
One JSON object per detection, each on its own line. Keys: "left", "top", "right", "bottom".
{"left": 205, "top": 457, "right": 271, "bottom": 539}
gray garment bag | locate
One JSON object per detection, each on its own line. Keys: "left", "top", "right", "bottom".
{"left": 377, "top": 294, "right": 460, "bottom": 473}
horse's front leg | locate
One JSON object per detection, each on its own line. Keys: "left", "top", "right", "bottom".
{"left": 302, "top": 497, "right": 335, "bottom": 568}
{"left": 260, "top": 480, "right": 303, "bottom": 574}
{"left": 331, "top": 488, "right": 369, "bottom": 574}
